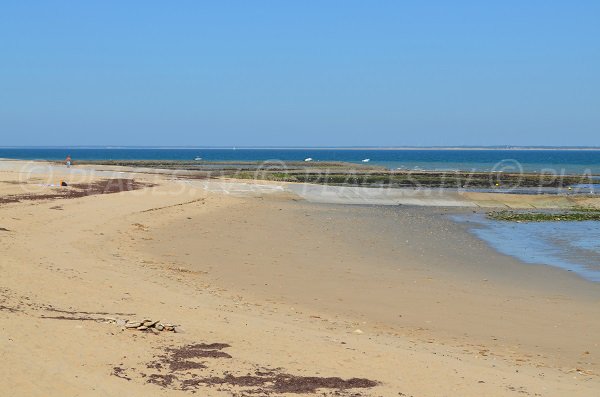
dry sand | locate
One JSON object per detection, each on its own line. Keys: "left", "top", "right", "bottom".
{"left": 1, "top": 160, "right": 599, "bottom": 396}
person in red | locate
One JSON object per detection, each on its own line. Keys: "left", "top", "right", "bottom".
{"left": 65, "top": 155, "right": 72, "bottom": 168}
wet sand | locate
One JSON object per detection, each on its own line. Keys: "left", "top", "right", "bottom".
{"left": 1, "top": 160, "right": 599, "bottom": 396}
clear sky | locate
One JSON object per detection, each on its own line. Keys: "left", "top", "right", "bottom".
{"left": 1, "top": 1, "right": 598, "bottom": 147}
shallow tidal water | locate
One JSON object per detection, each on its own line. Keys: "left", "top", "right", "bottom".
{"left": 454, "top": 214, "right": 600, "bottom": 282}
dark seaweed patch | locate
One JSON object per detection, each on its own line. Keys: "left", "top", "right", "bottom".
{"left": 119, "top": 342, "right": 379, "bottom": 395}
{"left": 0, "top": 179, "right": 152, "bottom": 205}
{"left": 147, "top": 374, "right": 177, "bottom": 387}
{"left": 153, "top": 343, "right": 233, "bottom": 372}
{"left": 181, "top": 373, "right": 378, "bottom": 394}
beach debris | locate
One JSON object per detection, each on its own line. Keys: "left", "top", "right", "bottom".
{"left": 108, "top": 318, "right": 181, "bottom": 333}
{"left": 353, "top": 329, "right": 364, "bottom": 334}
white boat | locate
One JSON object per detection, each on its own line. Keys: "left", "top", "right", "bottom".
{"left": 304, "top": 157, "right": 313, "bottom": 162}
{"left": 362, "top": 159, "right": 370, "bottom": 162}
{"left": 194, "top": 157, "right": 202, "bottom": 161}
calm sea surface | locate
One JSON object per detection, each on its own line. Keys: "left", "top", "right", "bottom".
{"left": 1, "top": 148, "right": 600, "bottom": 174}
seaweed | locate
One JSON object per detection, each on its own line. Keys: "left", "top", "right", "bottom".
{"left": 488, "top": 207, "right": 600, "bottom": 222}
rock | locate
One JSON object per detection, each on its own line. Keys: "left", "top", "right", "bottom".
{"left": 125, "top": 322, "right": 141, "bottom": 328}
{"left": 173, "top": 326, "right": 185, "bottom": 333}
{"left": 144, "top": 320, "right": 159, "bottom": 327}
{"left": 156, "top": 324, "right": 164, "bottom": 331}
{"left": 353, "top": 329, "right": 364, "bottom": 334}
{"left": 116, "top": 319, "right": 127, "bottom": 327}
{"left": 151, "top": 327, "right": 160, "bottom": 334}
{"left": 137, "top": 326, "right": 148, "bottom": 331}
{"left": 163, "top": 323, "right": 175, "bottom": 331}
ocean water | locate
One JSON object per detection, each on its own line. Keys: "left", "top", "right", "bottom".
{"left": 1, "top": 147, "right": 600, "bottom": 174}
{"left": 455, "top": 215, "right": 600, "bottom": 282}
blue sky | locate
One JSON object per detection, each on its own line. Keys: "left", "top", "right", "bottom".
{"left": 1, "top": 1, "right": 598, "bottom": 146}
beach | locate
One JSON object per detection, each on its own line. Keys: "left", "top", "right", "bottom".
{"left": 1, "top": 160, "right": 599, "bottom": 396}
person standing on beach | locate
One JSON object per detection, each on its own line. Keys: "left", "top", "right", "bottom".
{"left": 65, "top": 155, "right": 72, "bottom": 168}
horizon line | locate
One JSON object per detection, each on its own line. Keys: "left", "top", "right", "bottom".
{"left": 2, "top": 145, "right": 600, "bottom": 150}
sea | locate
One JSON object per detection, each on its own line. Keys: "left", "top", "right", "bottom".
{"left": 1, "top": 147, "right": 600, "bottom": 175}
{"left": 2, "top": 147, "right": 600, "bottom": 282}
{"left": 453, "top": 215, "right": 600, "bottom": 282}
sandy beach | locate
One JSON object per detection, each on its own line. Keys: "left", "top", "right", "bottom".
{"left": 1, "top": 160, "right": 599, "bottom": 396}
